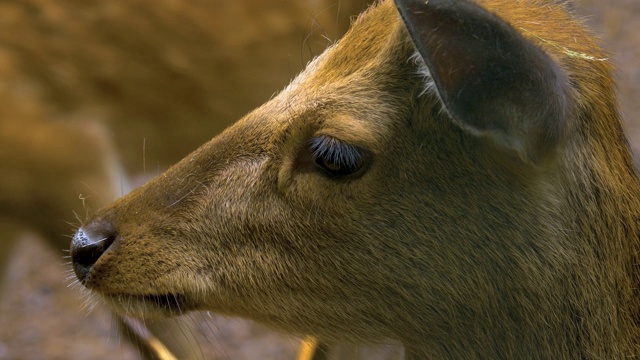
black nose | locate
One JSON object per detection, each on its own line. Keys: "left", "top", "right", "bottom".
{"left": 70, "top": 219, "right": 117, "bottom": 284}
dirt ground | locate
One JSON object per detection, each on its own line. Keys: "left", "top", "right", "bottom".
{"left": 1, "top": 1, "right": 639, "bottom": 359}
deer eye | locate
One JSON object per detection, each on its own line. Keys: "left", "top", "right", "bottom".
{"left": 309, "top": 136, "right": 369, "bottom": 178}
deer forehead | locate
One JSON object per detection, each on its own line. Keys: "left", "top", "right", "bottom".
{"left": 254, "top": 4, "right": 413, "bottom": 152}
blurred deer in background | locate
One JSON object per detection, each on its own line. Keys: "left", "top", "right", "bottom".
{"left": 70, "top": 0, "right": 640, "bottom": 358}
{"left": 0, "top": 0, "right": 372, "bottom": 358}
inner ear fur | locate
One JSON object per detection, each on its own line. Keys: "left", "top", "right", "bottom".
{"left": 394, "top": 0, "right": 570, "bottom": 164}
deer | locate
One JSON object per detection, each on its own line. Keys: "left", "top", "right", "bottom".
{"left": 69, "top": 0, "right": 640, "bottom": 358}
{"left": 0, "top": 0, "right": 372, "bottom": 358}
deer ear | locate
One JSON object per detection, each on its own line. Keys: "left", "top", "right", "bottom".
{"left": 394, "top": 0, "right": 569, "bottom": 163}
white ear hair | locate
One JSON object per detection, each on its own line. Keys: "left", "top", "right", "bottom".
{"left": 408, "top": 51, "right": 437, "bottom": 98}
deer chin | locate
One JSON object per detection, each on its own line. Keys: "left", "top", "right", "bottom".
{"left": 100, "top": 292, "right": 195, "bottom": 319}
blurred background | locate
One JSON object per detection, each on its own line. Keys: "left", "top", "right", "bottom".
{"left": 0, "top": 0, "right": 638, "bottom": 359}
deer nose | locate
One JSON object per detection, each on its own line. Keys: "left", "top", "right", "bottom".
{"left": 70, "top": 219, "right": 117, "bottom": 284}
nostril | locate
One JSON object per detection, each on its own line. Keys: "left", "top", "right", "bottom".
{"left": 70, "top": 219, "right": 117, "bottom": 284}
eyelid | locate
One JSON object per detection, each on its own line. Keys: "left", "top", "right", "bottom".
{"left": 310, "top": 136, "right": 364, "bottom": 168}
{"left": 313, "top": 125, "right": 378, "bottom": 156}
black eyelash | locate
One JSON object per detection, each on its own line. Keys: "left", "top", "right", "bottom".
{"left": 309, "top": 136, "right": 367, "bottom": 178}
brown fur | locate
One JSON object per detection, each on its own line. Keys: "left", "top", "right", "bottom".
{"left": 0, "top": 0, "right": 368, "bottom": 238}
{"left": 0, "top": 0, "right": 370, "bottom": 358}
{"left": 71, "top": 0, "right": 640, "bottom": 358}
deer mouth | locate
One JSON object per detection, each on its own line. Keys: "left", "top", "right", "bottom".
{"left": 101, "top": 292, "right": 193, "bottom": 318}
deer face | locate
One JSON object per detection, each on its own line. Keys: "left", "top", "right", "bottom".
{"left": 72, "top": 0, "right": 620, "bottom": 352}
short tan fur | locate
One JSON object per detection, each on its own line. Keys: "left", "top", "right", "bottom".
{"left": 71, "top": 1, "right": 640, "bottom": 358}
